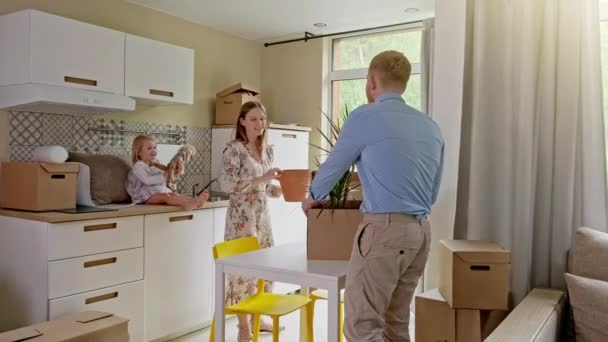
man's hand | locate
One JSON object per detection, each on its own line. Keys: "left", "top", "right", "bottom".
{"left": 302, "top": 196, "right": 320, "bottom": 215}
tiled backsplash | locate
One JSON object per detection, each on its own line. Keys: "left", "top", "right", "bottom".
{"left": 8, "top": 111, "right": 212, "bottom": 195}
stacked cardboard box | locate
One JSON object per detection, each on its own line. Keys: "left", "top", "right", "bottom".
{"left": 416, "top": 240, "right": 512, "bottom": 342}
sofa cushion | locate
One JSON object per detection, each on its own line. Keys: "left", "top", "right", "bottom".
{"left": 564, "top": 273, "right": 608, "bottom": 342}
{"left": 571, "top": 227, "right": 608, "bottom": 282}
{"left": 68, "top": 152, "right": 131, "bottom": 205}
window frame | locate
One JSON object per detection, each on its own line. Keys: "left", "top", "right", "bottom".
{"left": 328, "top": 23, "right": 424, "bottom": 126}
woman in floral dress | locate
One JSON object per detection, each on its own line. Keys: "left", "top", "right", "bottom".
{"left": 220, "top": 101, "right": 282, "bottom": 341}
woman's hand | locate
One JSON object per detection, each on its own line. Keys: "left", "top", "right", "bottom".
{"left": 258, "top": 168, "right": 282, "bottom": 184}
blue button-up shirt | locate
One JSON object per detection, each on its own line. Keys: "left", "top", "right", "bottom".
{"left": 310, "top": 92, "right": 444, "bottom": 216}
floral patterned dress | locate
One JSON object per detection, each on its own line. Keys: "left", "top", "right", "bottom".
{"left": 220, "top": 140, "right": 282, "bottom": 306}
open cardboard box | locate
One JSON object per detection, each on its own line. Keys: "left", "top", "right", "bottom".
{"left": 0, "top": 311, "right": 129, "bottom": 342}
{"left": 215, "top": 82, "right": 260, "bottom": 125}
{"left": 307, "top": 201, "right": 364, "bottom": 260}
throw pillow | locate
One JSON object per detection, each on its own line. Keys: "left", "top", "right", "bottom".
{"left": 571, "top": 227, "right": 608, "bottom": 282}
{"left": 564, "top": 273, "right": 608, "bottom": 342}
{"left": 68, "top": 152, "right": 131, "bottom": 204}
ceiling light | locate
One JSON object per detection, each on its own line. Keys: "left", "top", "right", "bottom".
{"left": 313, "top": 23, "right": 327, "bottom": 28}
{"left": 404, "top": 8, "right": 419, "bottom": 13}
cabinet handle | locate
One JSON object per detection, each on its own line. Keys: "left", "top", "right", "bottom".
{"left": 169, "top": 214, "right": 193, "bottom": 222}
{"left": 64, "top": 76, "right": 98, "bottom": 87}
{"left": 84, "top": 257, "right": 117, "bottom": 268}
{"left": 83, "top": 223, "right": 117, "bottom": 232}
{"left": 282, "top": 133, "right": 297, "bottom": 139}
{"left": 85, "top": 292, "right": 118, "bottom": 305}
{"left": 149, "top": 89, "right": 174, "bottom": 97}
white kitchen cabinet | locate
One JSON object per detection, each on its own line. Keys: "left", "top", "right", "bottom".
{"left": 0, "top": 10, "right": 125, "bottom": 94}
{"left": 125, "top": 34, "right": 194, "bottom": 105}
{"left": 0, "top": 215, "right": 145, "bottom": 341}
{"left": 144, "top": 210, "right": 214, "bottom": 341}
{"left": 213, "top": 207, "right": 227, "bottom": 244}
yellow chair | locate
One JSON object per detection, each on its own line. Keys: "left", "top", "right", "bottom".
{"left": 210, "top": 236, "right": 314, "bottom": 342}
{"left": 308, "top": 289, "right": 345, "bottom": 342}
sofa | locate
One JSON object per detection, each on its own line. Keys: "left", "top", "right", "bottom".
{"left": 486, "top": 227, "right": 608, "bottom": 341}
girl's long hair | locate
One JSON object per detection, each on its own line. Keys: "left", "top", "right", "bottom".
{"left": 131, "top": 135, "right": 155, "bottom": 164}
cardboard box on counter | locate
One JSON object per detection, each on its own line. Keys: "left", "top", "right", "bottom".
{"left": 0, "top": 162, "right": 79, "bottom": 211}
{"left": 415, "top": 289, "right": 510, "bottom": 342}
{"left": 215, "top": 82, "right": 260, "bottom": 125}
{"left": 439, "top": 240, "right": 511, "bottom": 310}
{"left": 0, "top": 311, "right": 129, "bottom": 342}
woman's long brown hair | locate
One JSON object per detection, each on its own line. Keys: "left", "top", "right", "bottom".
{"left": 235, "top": 101, "right": 268, "bottom": 160}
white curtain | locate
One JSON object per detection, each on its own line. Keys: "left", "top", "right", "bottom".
{"left": 421, "top": 18, "right": 435, "bottom": 115}
{"left": 455, "top": 0, "right": 608, "bottom": 303}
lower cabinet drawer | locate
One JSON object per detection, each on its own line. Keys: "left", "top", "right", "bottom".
{"left": 49, "top": 280, "right": 144, "bottom": 342}
{"left": 48, "top": 248, "right": 143, "bottom": 299}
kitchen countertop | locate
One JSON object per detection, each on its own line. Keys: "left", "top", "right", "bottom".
{"left": 0, "top": 200, "right": 229, "bottom": 223}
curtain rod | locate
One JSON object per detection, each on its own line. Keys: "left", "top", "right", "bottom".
{"left": 264, "top": 19, "right": 423, "bottom": 47}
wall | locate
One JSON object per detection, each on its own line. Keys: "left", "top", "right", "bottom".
{"left": 0, "top": 0, "right": 262, "bottom": 166}
{"left": 261, "top": 39, "right": 325, "bottom": 169}
{"left": 424, "top": 0, "right": 467, "bottom": 290}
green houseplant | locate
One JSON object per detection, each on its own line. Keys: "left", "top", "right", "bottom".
{"left": 307, "top": 106, "right": 364, "bottom": 260}
{"left": 310, "top": 107, "right": 361, "bottom": 209}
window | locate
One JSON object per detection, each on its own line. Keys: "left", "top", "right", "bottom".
{"left": 329, "top": 26, "right": 423, "bottom": 126}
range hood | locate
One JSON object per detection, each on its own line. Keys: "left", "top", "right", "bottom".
{"left": 0, "top": 83, "right": 136, "bottom": 115}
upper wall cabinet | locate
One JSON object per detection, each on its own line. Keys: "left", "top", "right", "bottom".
{"left": 125, "top": 34, "right": 195, "bottom": 105}
{"left": 0, "top": 10, "right": 125, "bottom": 95}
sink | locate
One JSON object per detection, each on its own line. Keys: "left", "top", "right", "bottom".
{"left": 207, "top": 192, "right": 230, "bottom": 202}
{"left": 208, "top": 196, "right": 227, "bottom": 202}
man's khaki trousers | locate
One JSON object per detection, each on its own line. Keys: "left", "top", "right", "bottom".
{"left": 344, "top": 213, "right": 431, "bottom": 342}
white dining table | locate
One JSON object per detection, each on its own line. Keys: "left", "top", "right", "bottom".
{"left": 214, "top": 243, "right": 349, "bottom": 342}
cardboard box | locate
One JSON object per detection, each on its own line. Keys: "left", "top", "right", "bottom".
{"left": 0, "top": 311, "right": 129, "bottom": 342}
{"left": 306, "top": 207, "right": 364, "bottom": 260}
{"left": 0, "top": 162, "right": 79, "bottom": 211}
{"left": 439, "top": 240, "right": 511, "bottom": 310}
{"left": 215, "top": 82, "right": 260, "bottom": 125}
{"left": 415, "top": 289, "right": 509, "bottom": 342}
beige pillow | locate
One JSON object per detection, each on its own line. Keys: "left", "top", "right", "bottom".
{"left": 564, "top": 273, "right": 608, "bottom": 342}
{"left": 571, "top": 227, "right": 608, "bottom": 282}
{"left": 68, "top": 152, "right": 131, "bottom": 205}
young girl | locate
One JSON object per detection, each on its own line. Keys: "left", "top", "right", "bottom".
{"left": 126, "top": 135, "right": 208, "bottom": 210}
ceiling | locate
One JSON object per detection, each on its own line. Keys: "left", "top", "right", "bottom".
{"left": 127, "top": 0, "right": 435, "bottom": 42}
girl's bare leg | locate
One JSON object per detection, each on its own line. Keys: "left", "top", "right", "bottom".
{"left": 170, "top": 192, "right": 209, "bottom": 208}
{"left": 144, "top": 193, "right": 198, "bottom": 210}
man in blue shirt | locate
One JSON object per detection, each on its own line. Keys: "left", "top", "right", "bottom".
{"left": 302, "top": 50, "right": 444, "bottom": 341}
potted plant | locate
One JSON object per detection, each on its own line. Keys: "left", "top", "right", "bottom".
{"left": 307, "top": 107, "right": 364, "bottom": 260}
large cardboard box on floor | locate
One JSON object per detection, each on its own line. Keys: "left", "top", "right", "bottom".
{"left": 439, "top": 240, "right": 511, "bottom": 310}
{"left": 415, "top": 289, "right": 509, "bottom": 342}
{"left": 0, "top": 162, "right": 79, "bottom": 211}
{"left": 215, "top": 82, "right": 260, "bottom": 124}
{"left": 307, "top": 205, "right": 364, "bottom": 260}
{"left": 0, "top": 311, "right": 129, "bottom": 342}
